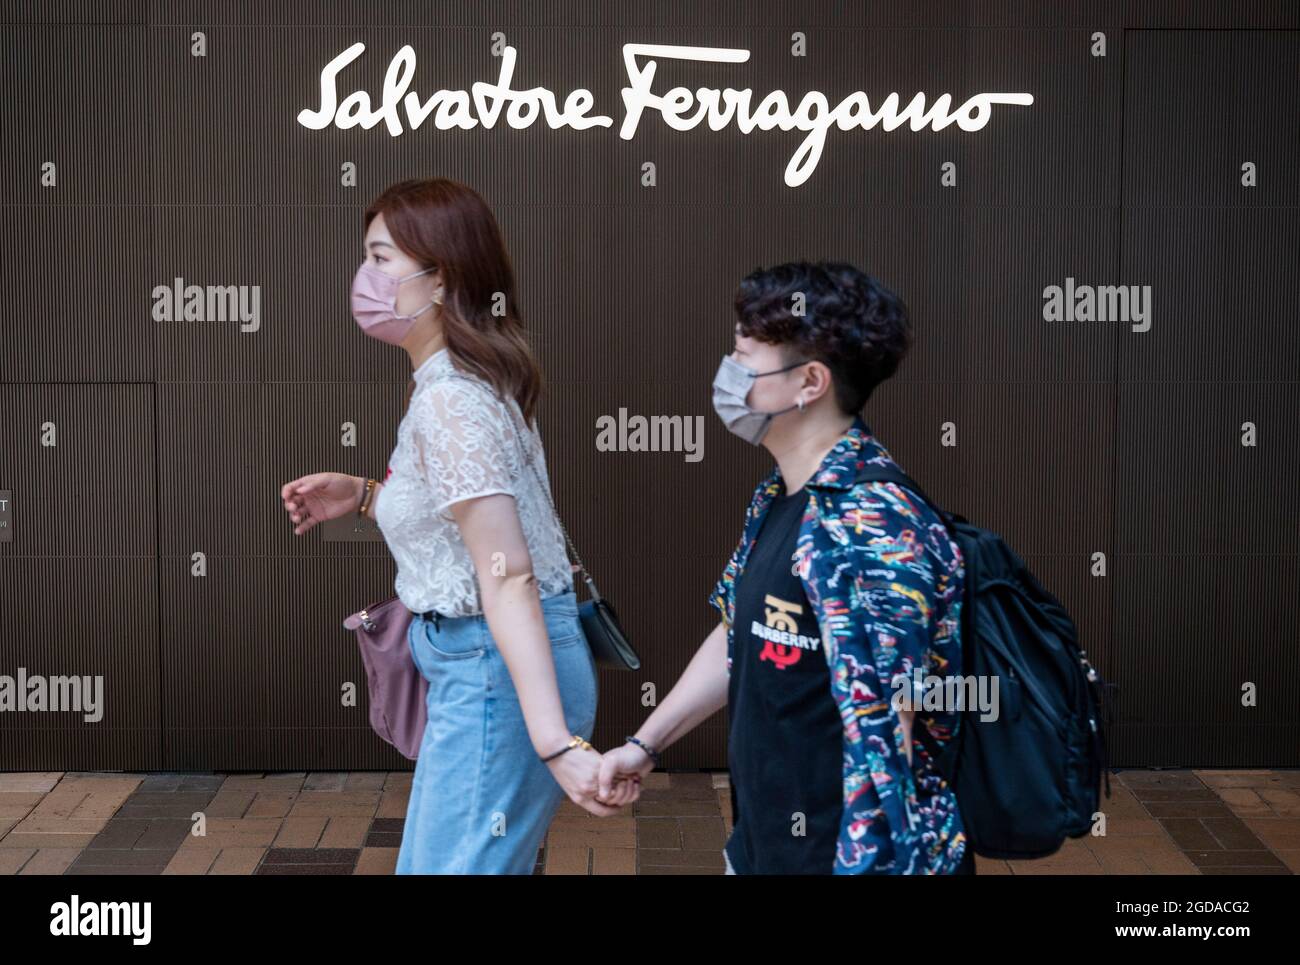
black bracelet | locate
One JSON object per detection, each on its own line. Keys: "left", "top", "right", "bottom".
{"left": 625, "top": 735, "right": 660, "bottom": 767}
{"left": 541, "top": 744, "right": 573, "bottom": 763}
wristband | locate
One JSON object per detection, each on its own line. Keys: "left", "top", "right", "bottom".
{"left": 625, "top": 735, "right": 660, "bottom": 767}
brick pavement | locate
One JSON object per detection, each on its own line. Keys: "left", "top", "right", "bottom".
{"left": 0, "top": 769, "right": 1295, "bottom": 875}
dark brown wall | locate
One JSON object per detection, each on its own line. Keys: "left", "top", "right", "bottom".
{"left": 1, "top": 1, "right": 1296, "bottom": 771}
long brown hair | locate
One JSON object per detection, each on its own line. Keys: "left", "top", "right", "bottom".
{"left": 364, "top": 178, "right": 543, "bottom": 423}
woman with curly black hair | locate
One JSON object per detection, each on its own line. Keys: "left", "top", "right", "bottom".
{"left": 600, "top": 260, "right": 975, "bottom": 875}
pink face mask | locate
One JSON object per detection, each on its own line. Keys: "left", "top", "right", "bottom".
{"left": 350, "top": 261, "right": 438, "bottom": 344}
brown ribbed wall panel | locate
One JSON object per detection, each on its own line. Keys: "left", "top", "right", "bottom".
{"left": 0, "top": 386, "right": 161, "bottom": 769}
{"left": 1116, "top": 29, "right": 1299, "bottom": 767}
{"left": 0, "top": 21, "right": 151, "bottom": 383}
{"left": 1, "top": 2, "right": 1296, "bottom": 771}
{"left": 155, "top": 381, "right": 403, "bottom": 769}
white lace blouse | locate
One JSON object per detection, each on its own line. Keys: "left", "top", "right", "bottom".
{"left": 372, "top": 348, "right": 573, "bottom": 617}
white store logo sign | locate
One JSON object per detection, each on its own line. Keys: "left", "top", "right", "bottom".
{"left": 298, "top": 42, "right": 1034, "bottom": 187}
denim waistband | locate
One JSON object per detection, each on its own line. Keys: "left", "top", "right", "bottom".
{"left": 418, "top": 588, "right": 578, "bottom": 628}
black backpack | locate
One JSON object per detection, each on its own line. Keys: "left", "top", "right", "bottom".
{"left": 854, "top": 464, "right": 1113, "bottom": 860}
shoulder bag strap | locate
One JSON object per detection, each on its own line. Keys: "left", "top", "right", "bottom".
{"left": 440, "top": 372, "right": 602, "bottom": 601}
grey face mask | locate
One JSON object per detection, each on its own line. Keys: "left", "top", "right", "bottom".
{"left": 710, "top": 354, "right": 806, "bottom": 446}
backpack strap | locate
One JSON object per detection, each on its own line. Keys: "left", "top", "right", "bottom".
{"left": 852, "top": 464, "right": 937, "bottom": 512}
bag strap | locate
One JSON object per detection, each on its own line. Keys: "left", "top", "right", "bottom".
{"left": 852, "top": 463, "right": 938, "bottom": 514}
{"left": 440, "top": 372, "right": 602, "bottom": 602}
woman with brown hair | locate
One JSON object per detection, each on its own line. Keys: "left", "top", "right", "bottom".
{"left": 279, "top": 178, "right": 636, "bottom": 873}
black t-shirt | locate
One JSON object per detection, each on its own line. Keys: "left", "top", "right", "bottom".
{"left": 724, "top": 485, "right": 843, "bottom": 874}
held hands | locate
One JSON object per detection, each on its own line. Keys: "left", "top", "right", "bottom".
{"left": 545, "top": 740, "right": 655, "bottom": 817}
{"left": 597, "top": 742, "right": 657, "bottom": 803}
{"left": 280, "top": 472, "right": 365, "bottom": 535}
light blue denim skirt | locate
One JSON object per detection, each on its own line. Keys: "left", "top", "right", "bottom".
{"left": 395, "top": 589, "right": 598, "bottom": 874}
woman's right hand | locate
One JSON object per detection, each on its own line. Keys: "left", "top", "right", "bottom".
{"left": 280, "top": 472, "right": 365, "bottom": 535}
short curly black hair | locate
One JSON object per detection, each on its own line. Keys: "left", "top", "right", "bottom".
{"left": 733, "top": 260, "right": 912, "bottom": 414}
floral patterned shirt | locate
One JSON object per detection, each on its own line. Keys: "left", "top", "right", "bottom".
{"left": 710, "top": 417, "right": 968, "bottom": 874}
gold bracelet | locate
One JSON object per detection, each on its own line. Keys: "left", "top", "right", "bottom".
{"left": 357, "top": 477, "right": 377, "bottom": 518}
{"left": 540, "top": 734, "right": 594, "bottom": 762}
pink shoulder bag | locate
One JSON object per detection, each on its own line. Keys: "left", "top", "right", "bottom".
{"left": 342, "top": 598, "right": 426, "bottom": 760}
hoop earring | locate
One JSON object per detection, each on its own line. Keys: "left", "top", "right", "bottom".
{"left": 796, "top": 396, "right": 806, "bottom": 412}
